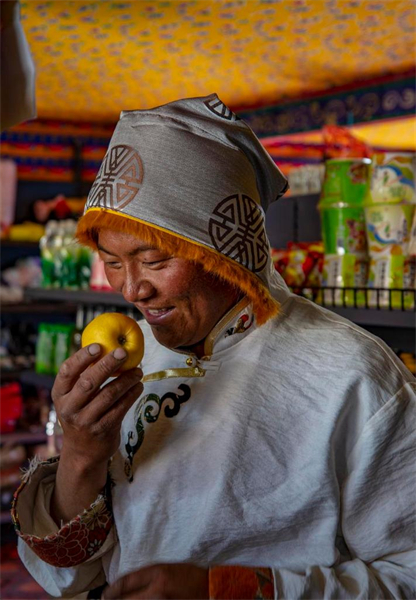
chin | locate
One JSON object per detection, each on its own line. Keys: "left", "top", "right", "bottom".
{"left": 150, "top": 326, "right": 181, "bottom": 350}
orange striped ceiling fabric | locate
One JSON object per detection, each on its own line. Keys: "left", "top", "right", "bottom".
{"left": 21, "top": 0, "right": 416, "bottom": 122}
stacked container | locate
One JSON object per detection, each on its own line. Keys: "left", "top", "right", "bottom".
{"left": 318, "top": 158, "right": 371, "bottom": 306}
{"left": 364, "top": 152, "right": 416, "bottom": 309}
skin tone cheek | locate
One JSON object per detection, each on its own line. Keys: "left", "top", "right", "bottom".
{"left": 97, "top": 229, "right": 240, "bottom": 354}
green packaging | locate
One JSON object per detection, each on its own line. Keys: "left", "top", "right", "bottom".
{"left": 77, "top": 246, "right": 92, "bottom": 290}
{"left": 320, "top": 158, "right": 371, "bottom": 207}
{"left": 364, "top": 153, "right": 415, "bottom": 308}
{"left": 366, "top": 152, "right": 416, "bottom": 205}
{"left": 319, "top": 158, "right": 371, "bottom": 306}
{"left": 35, "top": 324, "right": 56, "bottom": 375}
{"left": 40, "top": 222, "right": 58, "bottom": 288}
{"left": 53, "top": 324, "right": 75, "bottom": 374}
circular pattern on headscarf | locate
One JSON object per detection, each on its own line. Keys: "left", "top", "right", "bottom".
{"left": 208, "top": 194, "right": 269, "bottom": 273}
{"left": 203, "top": 97, "right": 240, "bottom": 121}
{"left": 86, "top": 145, "right": 143, "bottom": 211}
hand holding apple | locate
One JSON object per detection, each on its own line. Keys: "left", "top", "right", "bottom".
{"left": 50, "top": 338, "right": 144, "bottom": 523}
{"left": 81, "top": 313, "right": 144, "bottom": 371}
{"left": 51, "top": 313, "right": 144, "bottom": 473}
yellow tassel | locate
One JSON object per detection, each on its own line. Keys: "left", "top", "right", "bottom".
{"left": 76, "top": 209, "right": 279, "bottom": 326}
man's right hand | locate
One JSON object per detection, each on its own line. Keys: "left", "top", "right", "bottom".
{"left": 50, "top": 343, "right": 143, "bottom": 524}
{"left": 52, "top": 343, "right": 143, "bottom": 470}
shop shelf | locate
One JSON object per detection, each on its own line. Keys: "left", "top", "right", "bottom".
{"left": 24, "top": 287, "right": 132, "bottom": 308}
{"left": 294, "top": 287, "right": 415, "bottom": 317}
{"left": 0, "top": 240, "right": 40, "bottom": 248}
{"left": 18, "top": 285, "right": 416, "bottom": 352}
{"left": 1, "top": 302, "right": 78, "bottom": 314}
{"left": 0, "top": 369, "right": 28, "bottom": 382}
{"left": 1, "top": 431, "right": 48, "bottom": 445}
{"left": 19, "top": 370, "right": 56, "bottom": 388}
{"left": 0, "top": 369, "right": 55, "bottom": 389}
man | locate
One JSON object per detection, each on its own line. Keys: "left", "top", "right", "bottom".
{"left": 14, "top": 95, "right": 415, "bottom": 599}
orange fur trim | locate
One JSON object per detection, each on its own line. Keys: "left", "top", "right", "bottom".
{"left": 209, "top": 566, "right": 274, "bottom": 599}
{"left": 76, "top": 209, "right": 279, "bottom": 326}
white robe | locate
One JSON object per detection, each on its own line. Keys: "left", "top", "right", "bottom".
{"left": 17, "top": 275, "right": 416, "bottom": 598}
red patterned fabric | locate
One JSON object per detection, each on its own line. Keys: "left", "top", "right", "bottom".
{"left": 209, "top": 565, "right": 274, "bottom": 599}
{"left": 11, "top": 461, "right": 114, "bottom": 568}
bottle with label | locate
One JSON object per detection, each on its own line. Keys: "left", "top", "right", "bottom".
{"left": 78, "top": 245, "right": 92, "bottom": 290}
{"left": 39, "top": 221, "right": 58, "bottom": 288}
{"left": 60, "top": 220, "right": 79, "bottom": 289}
{"left": 53, "top": 323, "right": 75, "bottom": 374}
{"left": 52, "top": 221, "right": 64, "bottom": 288}
{"left": 35, "top": 323, "right": 56, "bottom": 375}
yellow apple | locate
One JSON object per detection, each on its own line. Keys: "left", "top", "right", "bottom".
{"left": 81, "top": 313, "right": 144, "bottom": 372}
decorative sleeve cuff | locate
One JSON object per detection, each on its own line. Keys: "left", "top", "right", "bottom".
{"left": 11, "top": 456, "right": 114, "bottom": 568}
{"left": 209, "top": 566, "right": 274, "bottom": 599}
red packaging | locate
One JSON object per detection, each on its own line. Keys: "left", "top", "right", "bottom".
{"left": 0, "top": 383, "right": 23, "bottom": 433}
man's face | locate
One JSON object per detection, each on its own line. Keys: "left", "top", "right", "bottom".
{"left": 97, "top": 229, "right": 240, "bottom": 353}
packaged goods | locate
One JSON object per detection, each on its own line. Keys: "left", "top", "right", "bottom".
{"left": 52, "top": 222, "right": 65, "bottom": 288}
{"left": 288, "top": 165, "right": 325, "bottom": 195}
{"left": 39, "top": 221, "right": 58, "bottom": 288}
{"left": 40, "top": 219, "right": 92, "bottom": 289}
{"left": 78, "top": 246, "right": 92, "bottom": 289}
{"left": 35, "top": 323, "right": 56, "bottom": 374}
{"left": 53, "top": 324, "right": 75, "bottom": 374}
{"left": 322, "top": 125, "right": 372, "bottom": 159}
{"left": 319, "top": 158, "right": 371, "bottom": 306}
{"left": 271, "top": 243, "right": 323, "bottom": 298}
{"left": 365, "top": 152, "right": 416, "bottom": 308}
{"left": 368, "top": 152, "right": 416, "bottom": 205}
{"left": 7, "top": 221, "right": 45, "bottom": 242}
{"left": 59, "top": 220, "right": 79, "bottom": 289}
{"left": 0, "top": 382, "right": 23, "bottom": 434}
{"left": 270, "top": 248, "right": 288, "bottom": 277}
{"left": 35, "top": 323, "right": 75, "bottom": 375}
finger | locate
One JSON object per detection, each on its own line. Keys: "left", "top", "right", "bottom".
{"left": 102, "top": 570, "right": 150, "bottom": 599}
{"left": 82, "top": 372, "right": 143, "bottom": 424}
{"left": 52, "top": 344, "right": 102, "bottom": 399}
{"left": 67, "top": 348, "right": 134, "bottom": 411}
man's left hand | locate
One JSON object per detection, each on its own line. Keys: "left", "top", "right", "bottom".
{"left": 102, "top": 563, "right": 209, "bottom": 599}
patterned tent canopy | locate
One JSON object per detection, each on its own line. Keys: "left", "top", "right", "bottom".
{"left": 21, "top": 0, "right": 415, "bottom": 123}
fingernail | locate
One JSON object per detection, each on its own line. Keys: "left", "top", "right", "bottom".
{"left": 88, "top": 344, "right": 101, "bottom": 356}
{"left": 113, "top": 347, "right": 127, "bottom": 360}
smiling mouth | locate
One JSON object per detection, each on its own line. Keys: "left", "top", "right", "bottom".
{"left": 140, "top": 307, "right": 175, "bottom": 323}
{"left": 147, "top": 308, "right": 172, "bottom": 316}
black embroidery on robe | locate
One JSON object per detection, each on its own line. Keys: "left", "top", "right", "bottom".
{"left": 124, "top": 384, "right": 191, "bottom": 482}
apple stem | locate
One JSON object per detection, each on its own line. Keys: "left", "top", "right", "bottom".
{"left": 118, "top": 335, "right": 127, "bottom": 346}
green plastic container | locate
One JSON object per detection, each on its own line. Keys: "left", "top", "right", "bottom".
{"left": 364, "top": 152, "right": 416, "bottom": 308}
{"left": 35, "top": 324, "right": 56, "bottom": 375}
{"left": 320, "top": 158, "right": 372, "bottom": 207}
{"left": 319, "top": 158, "right": 371, "bottom": 306}
{"left": 53, "top": 324, "right": 75, "bottom": 374}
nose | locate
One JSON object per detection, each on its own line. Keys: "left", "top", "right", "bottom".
{"left": 122, "top": 267, "right": 155, "bottom": 304}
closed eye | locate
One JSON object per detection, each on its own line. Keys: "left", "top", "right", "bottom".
{"left": 143, "top": 258, "right": 172, "bottom": 267}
